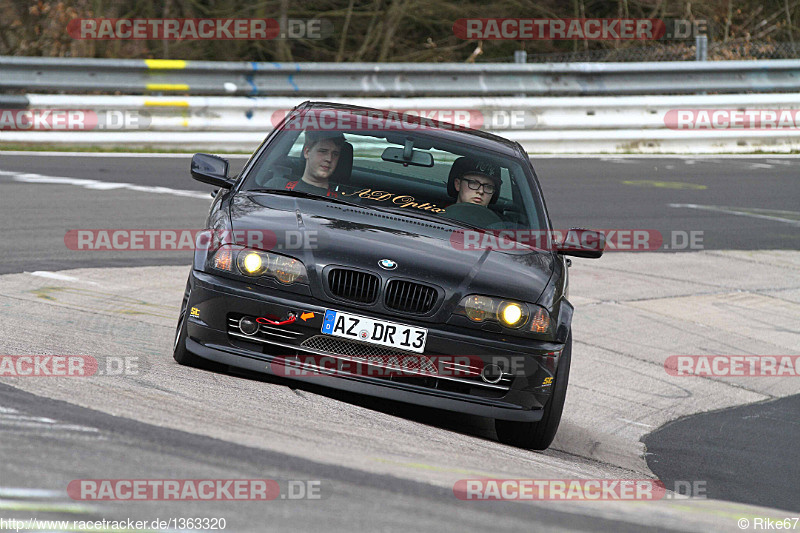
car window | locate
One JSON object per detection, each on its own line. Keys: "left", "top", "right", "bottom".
{"left": 242, "top": 115, "right": 546, "bottom": 234}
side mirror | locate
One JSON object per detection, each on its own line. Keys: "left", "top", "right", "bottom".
{"left": 557, "top": 228, "right": 604, "bottom": 258}
{"left": 191, "top": 153, "right": 233, "bottom": 189}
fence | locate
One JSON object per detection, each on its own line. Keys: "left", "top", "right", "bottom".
{"left": 4, "top": 94, "right": 800, "bottom": 153}
{"left": 3, "top": 56, "right": 800, "bottom": 96}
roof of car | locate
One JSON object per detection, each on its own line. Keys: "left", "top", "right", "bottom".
{"left": 291, "top": 101, "right": 525, "bottom": 159}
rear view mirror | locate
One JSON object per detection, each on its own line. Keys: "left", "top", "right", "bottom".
{"left": 556, "top": 228, "right": 605, "bottom": 258}
{"left": 191, "top": 153, "right": 233, "bottom": 189}
{"left": 381, "top": 147, "right": 434, "bottom": 167}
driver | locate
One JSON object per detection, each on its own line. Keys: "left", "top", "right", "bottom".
{"left": 265, "top": 131, "right": 344, "bottom": 197}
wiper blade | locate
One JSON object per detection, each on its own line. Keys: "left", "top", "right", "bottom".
{"left": 246, "top": 189, "right": 481, "bottom": 230}
{"left": 244, "top": 188, "right": 362, "bottom": 208}
{"left": 371, "top": 206, "right": 483, "bottom": 230}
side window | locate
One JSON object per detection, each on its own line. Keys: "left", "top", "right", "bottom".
{"left": 287, "top": 132, "right": 307, "bottom": 157}
{"left": 497, "top": 167, "right": 513, "bottom": 203}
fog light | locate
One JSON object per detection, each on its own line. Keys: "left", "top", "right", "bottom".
{"left": 238, "top": 316, "right": 259, "bottom": 335}
{"left": 481, "top": 364, "right": 504, "bottom": 384}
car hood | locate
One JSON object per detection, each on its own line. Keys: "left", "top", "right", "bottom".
{"left": 230, "top": 193, "right": 555, "bottom": 305}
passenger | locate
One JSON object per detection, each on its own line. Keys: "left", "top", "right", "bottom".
{"left": 265, "top": 131, "right": 344, "bottom": 197}
{"left": 442, "top": 157, "right": 504, "bottom": 227}
{"left": 454, "top": 167, "right": 500, "bottom": 206}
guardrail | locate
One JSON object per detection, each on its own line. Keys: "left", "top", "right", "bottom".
{"left": 4, "top": 94, "right": 800, "bottom": 153}
{"left": 3, "top": 56, "right": 800, "bottom": 96}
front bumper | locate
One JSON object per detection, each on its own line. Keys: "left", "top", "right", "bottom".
{"left": 183, "top": 269, "right": 567, "bottom": 422}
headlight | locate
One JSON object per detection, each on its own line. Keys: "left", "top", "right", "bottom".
{"left": 498, "top": 302, "right": 525, "bottom": 327}
{"left": 271, "top": 255, "right": 305, "bottom": 284}
{"left": 210, "top": 245, "right": 308, "bottom": 284}
{"left": 463, "top": 295, "right": 495, "bottom": 322}
{"left": 456, "top": 295, "right": 530, "bottom": 329}
{"left": 238, "top": 250, "right": 267, "bottom": 276}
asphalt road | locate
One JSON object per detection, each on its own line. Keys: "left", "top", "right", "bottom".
{"left": 0, "top": 153, "right": 798, "bottom": 275}
{"left": 1, "top": 383, "right": 666, "bottom": 533}
{"left": 644, "top": 394, "right": 800, "bottom": 513}
{"left": 0, "top": 152, "right": 798, "bottom": 531}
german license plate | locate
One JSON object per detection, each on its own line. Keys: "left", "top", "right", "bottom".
{"left": 321, "top": 310, "right": 427, "bottom": 353}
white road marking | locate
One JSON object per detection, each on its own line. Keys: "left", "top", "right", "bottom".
{"left": 29, "top": 271, "right": 98, "bottom": 285}
{"left": 0, "top": 406, "right": 100, "bottom": 434}
{"left": 669, "top": 203, "right": 800, "bottom": 227}
{"left": 0, "top": 150, "right": 250, "bottom": 158}
{"left": 0, "top": 487, "right": 62, "bottom": 499}
{"left": 4, "top": 150, "right": 800, "bottom": 159}
{"left": 617, "top": 418, "right": 655, "bottom": 428}
{"left": 0, "top": 414, "right": 57, "bottom": 423}
{"left": 0, "top": 170, "right": 210, "bottom": 199}
{"left": 0, "top": 419, "right": 100, "bottom": 433}
{"left": 0, "top": 497, "right": 97, "bottom": 513}
{"left": 599, "top": 157, "right": 635, "bottom": 164}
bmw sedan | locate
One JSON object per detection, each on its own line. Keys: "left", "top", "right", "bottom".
{"left": 173, "top": 101, "right": 604, "bottom": 450}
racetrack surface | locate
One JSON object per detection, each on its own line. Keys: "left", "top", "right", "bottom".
{"left": 1, "top": 153, "right": 800, "bottom": 276}
{"left": 644, "top": 394, "right": 800, "bottom": 513}
{"left": 0, "top": 152, "right": 798, "bottom": 531}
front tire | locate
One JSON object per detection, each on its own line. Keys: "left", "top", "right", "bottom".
{"left": 495, "top": 332, "right": 572, "bottom": 450}
{"left": 173, "top": 274, "right": 227, "bottom": 372}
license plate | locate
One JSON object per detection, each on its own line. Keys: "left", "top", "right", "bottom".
{"left": 321, "top": 310, "right": 427, "bottom": 353}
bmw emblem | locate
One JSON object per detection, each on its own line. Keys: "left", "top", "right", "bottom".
{"left": 378, "top": 259, "right": 397, "bottom": 270}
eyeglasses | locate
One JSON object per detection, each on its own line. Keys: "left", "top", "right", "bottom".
{"left": 460, "top": 178, "right": 496, "bottom": 194}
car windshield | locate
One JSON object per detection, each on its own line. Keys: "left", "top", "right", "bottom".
{"left": 241, "top": 107, "right": 547, "bottom": 233}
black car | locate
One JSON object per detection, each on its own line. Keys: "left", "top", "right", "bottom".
{"left": 173, "top": 101, "right": 603, "bottom": 450}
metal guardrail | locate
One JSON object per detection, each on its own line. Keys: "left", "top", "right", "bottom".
{"left": 3, "top": 56, "right": 800, "bottom": 95}
{"left": 4, "top": 94, "right": 800, "bottom": 153}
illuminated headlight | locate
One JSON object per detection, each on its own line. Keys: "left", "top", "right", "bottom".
{"left": 498, "top": 302, "right": 525, "bottom": 327}
{"left": 239, "top": 251, "right": 267, "bottom": 276}
{"left": 456, "top": 295, "right": 529, "bottom": 329}
{"left": 210, "top": 245, "right": 308, "bottom": 285}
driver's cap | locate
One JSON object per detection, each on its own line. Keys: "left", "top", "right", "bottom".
{"left": 454, "top": 157, "right": 501, "bottom": 184}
